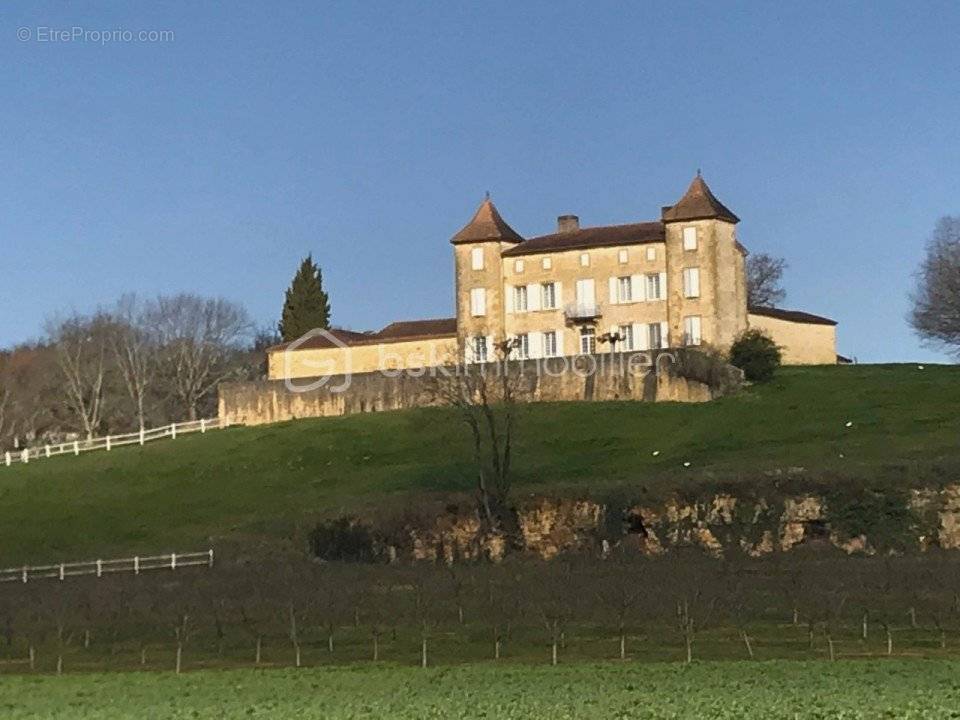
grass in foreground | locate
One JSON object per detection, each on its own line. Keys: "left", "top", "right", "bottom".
{"left": 1, "top": 660, "right": 958, "bottom": 719}
{"left": 1, "top": 364, "right": 958, "bottom": 564}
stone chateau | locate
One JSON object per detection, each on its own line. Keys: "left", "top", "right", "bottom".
{"left": 271, "top": 174, "right": 838, "bottom": 381}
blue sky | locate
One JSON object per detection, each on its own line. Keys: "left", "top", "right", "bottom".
{"left": 2, "top": 1, "right": 958, "bottom": 362}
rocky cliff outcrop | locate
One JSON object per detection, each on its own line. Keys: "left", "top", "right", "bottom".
{"left": 311, "top": 485, "right": 960, "bottom": 563}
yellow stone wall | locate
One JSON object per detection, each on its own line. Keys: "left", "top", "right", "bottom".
{"left": 499, "top": 244, "right": 669, "bottom": 355}
{"left": 747, "top": 313, "right": 837, "bottom": 365}
{"left": 268, "top": 335, "right": 458, "bottom": 380}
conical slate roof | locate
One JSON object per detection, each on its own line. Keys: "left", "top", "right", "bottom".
{"left": 450, "top": 197, "right": 524, "bottom": 244}
{"left": 662, "top": 174, "right": 739, "bottom": 224}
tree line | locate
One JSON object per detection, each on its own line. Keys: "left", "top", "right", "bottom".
{"left": 0, "top": 254, "right": 333, "bottom": 449}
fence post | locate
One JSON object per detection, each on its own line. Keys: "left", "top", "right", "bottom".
{"left": 45, "top": 445, "right": 51, "bottom": 458}
{"left": 96, "top": 560, "right": 102, "bottom": 578}
{"left": 106, "top": 436, "right": 111, "bottom": 452}
{"left": 4, "top": 452, "right": 9, "bottom": 466}
{"left": 208, "top": 549, "right": 214, "bottom": 568}
{"left": 21, "top": 567, "right": 27, "bottom": 583}
{"left": 22, "top": 449, "right": 28, "bottom": 464}
{"left": 59, "top": 564, "right": 64, "bottom": 581}
{"left": 171, "top": 553, "right": 177, "bottom": 570}
{"left": 171, "top": 423, "right": 177, "bottom": 440}
{"left": 134, "top": 556, "right": 140, "bottom": 575}
{"left": 200, "top": 419, "right": 206, "bottom": 433}
{"left": 139, "top": 428, "right": 145, "bottom": 446}
{"left": 73, "top": 441, "right": 79, "bottom": 456}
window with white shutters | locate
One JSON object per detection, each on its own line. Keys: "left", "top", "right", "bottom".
{"left": 474, "top": 336, "right": 489, "bottom": 363}
{"left": 516, "top": 333, "right": 530, "bottom": 359}
{"left": 683, "top": 316, "right": 702, "bottom": 346}
{"left": 541, "top": 282, "right": 557, "bottom": 309}
{"left": 617, "top": 276, "right": 632, "bottom": 303}
{"left": 543, "top": 331, "right": 558, "bottom": 357}
{"left": 619, "top": 324, "right": 634, "bottom": 351}
{"left": 514, "top": 260, "right": 525, "bottom": 273}
{"left": 513, "top": 285, "right": 528, "bottom": 312}
{"left": 645, "top": 273, "right": 662, "bottom": 300}
{"left": 579, "top": 327, "right": 595, "bottom": 354}
{"left": 471, "top": 247, "right": 484, "bottom": 270}
{"left": 683, "top": 227, "right": 697, "bottom": 251}
{"left": 647, "top": 322, "right": 662, "bottom": 350}
{"left": 683, "top": 268, "right": 700, "bottom": 298}
{"left": 470, "top": 288, "right": 486, "bottom": 316}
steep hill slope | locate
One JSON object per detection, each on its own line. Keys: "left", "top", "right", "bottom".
{"left": 1, "top": 364, "right": 957, "bottom": 565}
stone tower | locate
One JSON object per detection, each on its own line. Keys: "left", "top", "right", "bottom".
{"left": 450, "top": 197, "right": 524, "bottom": 361}
{"left": 662, "top": 174, "right": 748, "bottom": 349}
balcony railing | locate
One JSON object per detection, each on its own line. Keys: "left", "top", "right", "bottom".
{"left": 564, "top": 302, "right": 602, "bottom": 321}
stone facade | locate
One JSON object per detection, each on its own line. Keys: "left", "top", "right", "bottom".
{"left": 265, "top": 173, "right": 838, "bottom": 384}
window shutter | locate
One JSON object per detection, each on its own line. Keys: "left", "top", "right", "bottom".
{"left": 634, "top": 323, "right": 648, "bottom": 350}
{"left": 528, "top": 331, "right": 542, "bottom": 359}
{"left": 631, "top": 274, "right": 645, "bottom": 302}
{"left": 486, "top": 335, "right": 495, "bottom": 360}
{"left": 660, "top": 321, "right": 669, "bottom": 348}
{"left": 555, "top": 329, "right": 564, "bottom": 357}
{"left": 505, "top": 284, "right": 514, "bottom": 313}
{"left": 554, "top": 281, "right": 563, "bottom": 308}
{"left": 527, "top": 284, "right": 541, "bottom": 311}
{"left": 658, "top": 272, "right": 667, "bottom": 300}
{"left": 608, "top": 277, "right": 618, "bottom": 305}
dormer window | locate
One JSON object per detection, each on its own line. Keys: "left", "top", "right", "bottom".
{"left": 683, "top": 227, "right": 698, "bottom": 251}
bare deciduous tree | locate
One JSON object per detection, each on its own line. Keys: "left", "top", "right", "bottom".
{"left": 746, "top": 253, "right": 787, "bottom": 308}
{"left": 47, "top": 313, "right": 113, "bottom": 440}
{"left": 109, "top": 295, "right": 156, "bottom": 432}
{"left": 147, "top": 294, "right": 252, "bottom": 420}
{"left": 430, "top": 340, "right": 526, "bottom": 545}
{"left": 910, "top": 216, "right": 960, "bottom": 355}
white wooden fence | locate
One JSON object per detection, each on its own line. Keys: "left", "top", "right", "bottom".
{"left": 2, "top": 418, "right": 222, "bottom": 468}
{"left": 0, "top": 550, "right": 214, "bottom": 584}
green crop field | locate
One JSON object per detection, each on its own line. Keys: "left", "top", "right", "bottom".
{"left": 2, "top": 660, "right": 958, "bottom": 719}
{"left": 1, "top": 364, "right": 959, "bottom": 565}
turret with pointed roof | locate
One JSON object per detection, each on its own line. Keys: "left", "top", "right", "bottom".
{"left": 450, "top": 196, "right": 524, "bottom": 245}
{"left": 662, "top": 173, "right": 739, "bottom": 224}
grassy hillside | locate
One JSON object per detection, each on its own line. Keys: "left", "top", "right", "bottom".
{"left": 1, "top": 364, "right": 958, "bottom": 565}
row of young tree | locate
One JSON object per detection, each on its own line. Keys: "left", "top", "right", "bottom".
{"left": 2, "top": 549, "right": 960, "bottom": 672}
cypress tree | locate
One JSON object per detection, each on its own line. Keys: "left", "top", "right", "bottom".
{"left": 279, "top": 254, "right": 331, "bottom": 341}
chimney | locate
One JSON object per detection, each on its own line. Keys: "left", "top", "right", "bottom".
{"left": 557, "top": 214, "right": 580, "bottom": 233}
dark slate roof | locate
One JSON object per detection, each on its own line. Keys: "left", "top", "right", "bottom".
{"left": 749, "top": 306, "right": 837, "bottom": 326}
{"left": 450, "top": 198, "right": 524, "bottom": 245}
{"left": 502, "top": 221, "right": 665, "bottom": 257}
{"left": 662, "top": 174, "right": 739, "bottom": 224}
{"left": 271, "top": 318, "right": 457, "bottom": 351}
{"left": 376, "top": 318, "right": 457, "bottom": 340}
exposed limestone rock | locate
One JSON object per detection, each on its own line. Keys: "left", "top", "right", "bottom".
{"left": 518, "top": 498, "right": 604, "bottom": 560}
{"left": 779, "top": 496, "right": 823, "bottom": 551}
{"left": 938, "top": 485, "right": 960, "bottom": 549}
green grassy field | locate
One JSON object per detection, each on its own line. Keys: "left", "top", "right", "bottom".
{"left": 2, "top": 660, "right": 958, "bottom": 719}
{"left": 1, "top": 364, "right": 958, "bottom": 565}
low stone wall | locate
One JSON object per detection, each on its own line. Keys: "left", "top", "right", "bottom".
{"left": 219, "top": 349, "right": 743, "bottom": 427}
